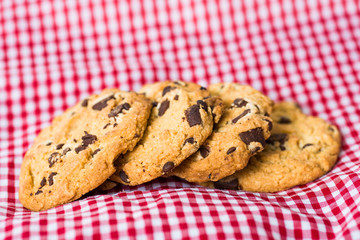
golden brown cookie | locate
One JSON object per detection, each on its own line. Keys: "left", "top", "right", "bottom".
{"left": 19, "top": 89, "right": 152, "bottom": 211}
{"left": 110, "top": 81, "right": 223, "bottom": 186}
{"left": 201, "top": 102, "right": 341, "bottom": 192}
{"left": 172, "top": 83, "right": 274, "bottom": 182}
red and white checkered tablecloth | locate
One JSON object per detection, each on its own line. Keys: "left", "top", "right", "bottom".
{"left": 1, "top": 0, "right": 360, "bottom": 239}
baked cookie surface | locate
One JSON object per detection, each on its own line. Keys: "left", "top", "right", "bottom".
{"left": 201, "top": 102, "right": 341, "bottom": 192}
{"left": 19, "top": 89, "right": 152, "bottom": 211}
{"left": 172, "top": 83, "right": 274, "bottom": 182}
{"left": 110, "top": 81, "right": 223, "bottom": 186}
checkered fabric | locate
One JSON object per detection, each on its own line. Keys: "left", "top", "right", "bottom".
{"left": 1, "top": 0, "right": 360, "bottom": 239}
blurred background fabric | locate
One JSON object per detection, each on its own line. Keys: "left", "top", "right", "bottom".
{"left": 1, "top": 0, "right": 360, "bottom": 239}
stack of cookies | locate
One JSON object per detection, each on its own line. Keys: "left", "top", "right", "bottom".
{"left": 19, "top": 81, "right": 341, "bottom": 211}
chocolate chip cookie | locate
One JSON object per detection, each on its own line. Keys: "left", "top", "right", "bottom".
{"left": 201, "top": 102, "right": 341, "bottom": 192}
{"left": 19, "top": 89, "right": 152, "bottom": 211}
{"left": 110, "top": 81, "right": 223, "bottom": 186}
{"left": 172, "top": 83, "right": 274, "bottom": 182}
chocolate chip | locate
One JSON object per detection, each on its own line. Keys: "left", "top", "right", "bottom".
{"left": 113, "top": 123, "right": 118, "bottom": 127}
{"left": 158, "top": 100, "right": 170, "bottom": 116}
{"left": 123, "top": 103, "right": 131, "bottom": 110}
{"left": 75, "top": 132, "right": 98, "bottom": 153}
{"left": 75, "top": 146, "right": 86, "bottom": 154}
{"left": 30, "top": 193, "right": 33, "bottom": 196}
{"left": 81, "top": 99, "right": 88, "bottom": 107}
{"left": 39, "top": 177, "right": 46, "bottom": 188}
{"left": 200, "top": 146, "right": 210, "bottom": 158}
{"left": 278, "top": 116, "right": 291, "bottom": 124}
{"left": 48, "top": 152, "right": 61, "bottom": 168}
{"left": 239, "top": 128, "right": 265, "bottom": 146}
{"left": 250, "top": 146, "right": 261, "bottom": 154}
{"left": 266, "top": 133, "right": 288, "bottom": 145}
{"left": 103, "top": 123, "right": 110, "bottom": 129}
{"left": 49, "top": 191, "right": 51, "bottom": 193}
{"left": 264, "top": 119, "right": 273, "bottom": 131}
{"left": 92, "top": 95, "right": 115, "bottom": 111}
{"left": 56, "top": 144, "right": 64, "bottom": 150}
{"left": 108, "top": 103, "right": 131, "bottom": 118}
{"left": 162, "top": 86, "right": 175, "bottom": 96}
{"left": 266, "top": 133, "right": 289, "bottom": 151}
{"left": 200, "top": 86, "right": 207, "bottom": 90}
{"left": 119, "top": 171, "right": 129, "bottom": 183}
{"left": 214, "top": 179, "right": 238, "bottom": 190}
{"left": 152, "top": 102, "right": 158, "bottom": 107}
{"left": 82, "top": 132, "right": 97, "bottom": 146}
{"left": 232, "top": 109, "right": 251, "bottom": 124}
{"left": 227, "top": 147, "right": 236, "bottom": 154}
{"left": 302, "top": 143, "right": 313, "bottom": 149}
{"left": 35, "top": 190, "right": 43, "bottom": 195}
{"left": 184, "top": 137, "right": 195, "bottom": 145}
{"left": 264, "top": 112, "right": 270, "bottom": 117}
{"left": 134, "top": 133, "right": 140, "bottom": 138}
{"left": 92, "top": 148, "right": 101, "bottom": 157}
{"left": 233, "top": 98, "right": 248, "bottom": 108}
{"left": 174, "top": 95, "right": 179, "bottom": 100}
{"left": 46, "top": 142, "right": 52, "bottom": 146}
{"left": 48, "top": 172, "right": 57, "bottom": 186}
{"left": 162, "top": 162, "right": 175, "bottom": 173}
{"left": 185, "top": 104, "right": 202, "bottom": 127}
{"left": 73, "top": 139, "right": 77, "bottom": 143}
{"left": 197, "top": 100, "right": 208, "bottom": 110}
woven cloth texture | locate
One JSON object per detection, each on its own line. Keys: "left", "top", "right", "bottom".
{"left": 1, "top": 1, "right": 360, "bottom": 239}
